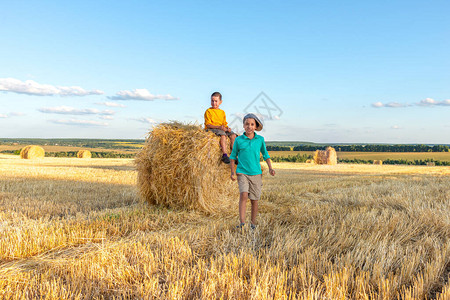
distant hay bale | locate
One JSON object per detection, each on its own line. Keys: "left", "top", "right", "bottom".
{"left": 313, "top": 147, "right": 337, "bottom": 165}
{"left": 326, "top": 147, "right": 337, "bottom": 165}
{"left": 305, "top": 159, "right": 314, "bottom": 164}
{"left": 426, "top": 162, "right": 435, "bottom": 166}
{"left": 313, "top": 150, "right": 325, "bottom": 164}
{"left": 20, "top": 145, "right": 45, "bottom": 159}
{"left": 77, "top": 150, "right": 92, "bottom": 158}
{"left": 135, "top": 122, "right": 237, "bottom": 214}
{"left": 373, "top": 160, "right": 383, "bottom": 165}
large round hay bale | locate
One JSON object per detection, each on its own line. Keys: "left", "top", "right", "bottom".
{"left": 325, "top": 147, "right": 337, "bottom": 165}
{"left": 20, "top": 145, "right": 45, "bottom": 159}
{"left": 313, "top": 150, "right": 326, "bottom": 164}
{"left": 313, "top": 147, "right": 337, "bottom": 165}
{"left": 77, "top": 150, "right": 92, "bottom": 158}
{"left": 135, "top": 122, "right": 237, "bottom": 214}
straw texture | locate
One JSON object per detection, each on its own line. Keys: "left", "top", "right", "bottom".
{"left": 313, "top": 147, "right": 337, "bottom": 165}
{"left": 77, "top": 150, "right": 92, "bottom": 158}
{"left": 20, "top": 145, "right": 45, "bottom": 159}
{"left": 135, "top": 122, "right": 237, "bottom": 214}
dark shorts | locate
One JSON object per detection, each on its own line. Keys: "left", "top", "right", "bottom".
{"left": 206, "top": 129, "right": 236, "bottom": 137}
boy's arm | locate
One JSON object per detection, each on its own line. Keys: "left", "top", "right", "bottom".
{"left": 261, "top": 138, "right": 275, "bottom": 176}
{"left": 230, "top": 160, "right": 237, "bottom": 180}
{"left": 260, "top": 138, "right": 270, "bottom": 161}
{"left": 265, "top": 158, "right": 275, "bottom": 176}
{"left": 204, "top": 110, "right": 215, "bottom": 129}
{"left": 223, "top": 112, "right": 230, "bottom": 132}
{"left": 230, "top": 140, "right": 238, "bottom": 180}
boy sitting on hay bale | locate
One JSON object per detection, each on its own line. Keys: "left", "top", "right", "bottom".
{"left": 230, "top": 113, "right": 275, "bottom": 229}
{"left": 204, "top": 91, "right": 237, "bottom": 164}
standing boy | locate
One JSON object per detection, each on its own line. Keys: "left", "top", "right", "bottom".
{"left": 204, "top": 91, "right": 236, "bottom": 164}
{"left": 229, "top": 113, "right": 275, "bottom": 229}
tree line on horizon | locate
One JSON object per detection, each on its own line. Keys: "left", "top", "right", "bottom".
{"left": 1, "top": 150, "right": 135, "bottom": 159}
{"left": 1, "top": 139, "right": 449, "bottom": 153}
{"left": 0, "top": 138, "right": 144, "bottom": 149}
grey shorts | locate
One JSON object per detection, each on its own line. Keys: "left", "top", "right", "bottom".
{"left": 237, "top": 173, "right": 263, "bottom": 200}
{"left": 207, "top": 128, "right": 236, "bottom": 137}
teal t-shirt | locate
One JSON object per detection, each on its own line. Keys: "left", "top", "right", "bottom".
{"left": 229, "top": 132, "right": 270, "bottom": 175}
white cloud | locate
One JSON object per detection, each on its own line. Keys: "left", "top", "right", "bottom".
{"left": 417, "top": 98, "right": 450, "bottom": 106}
{"left": 0, "top": 78, "right": 104, "bottom": 97}
{"left": 109, "top": 89, "right": 178, "bottom": 101}
{"left": 96, "top": 102, "right": 126, "bottom": 108}
{"left": 99, "top": 115, "right": 114, "bottom": 120}
{"left": 391, "top": 125, "right": 402, "bottom": 129}
{"left": 49, "top": 119, "right": 108, "bottom": 127}
{"left": 374, "top": 98, "right": 450, "bottom": 108}
{"left": 371, "top": 101, "right": 410, "bottom": 108}
{"left": 371, "top": 102, "right": 384, "bottom": 108}
{"left": 38, "top": 106, "right": 114, "bottom": 115}
{"left": 0, "top": 112, "right": 25, "bottom": 118}
{"left": 418, "top": 98, "right": 438, "bottom": 106}
{"left": 132, "top": 117, "right": 157, "bottom": 124}
{"left": 386, "top": 102, "right": 408, "bottom": 108}
{"left": 8, "top": 112, "right": 25, "bottom": 117}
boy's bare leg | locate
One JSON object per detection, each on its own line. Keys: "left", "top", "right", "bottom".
{"left": 250, "top": 199, "right": 258, "bottom": 225}
{"left": 220, "top": 135, "right": 227, "bottom": 154}
{"left": 229, "top": 134, "right": 236, "bottom": 151}
{"left": 239, "top": 192, "right": 248, "bottom": 224}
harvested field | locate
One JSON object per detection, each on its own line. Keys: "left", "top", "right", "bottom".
{"left": 0, "top": 154, "right": 449, "bottom": 299}
{"left": 269, "top": 150, "right": 450, "bottom": 162}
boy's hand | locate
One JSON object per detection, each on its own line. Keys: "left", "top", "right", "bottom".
{"left": 269, "top": 168, "right": 276, "bottom": 176}
{"left": 231, "top": 173, "right": 236, "bottom": 181}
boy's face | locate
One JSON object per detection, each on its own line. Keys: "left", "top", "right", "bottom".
{"left": 243, "top": 118, "right": 257, "bottom": 135}
{"left": 211, "top": 96, "right": 222, "bottom": 109}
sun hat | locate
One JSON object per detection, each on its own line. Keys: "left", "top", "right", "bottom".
{"left": 243, "top": 113, "right": 263, "bottom": 131}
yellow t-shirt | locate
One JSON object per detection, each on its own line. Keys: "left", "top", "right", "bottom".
{"left": 204, "top": 108, "right": 228, "bottom": 129}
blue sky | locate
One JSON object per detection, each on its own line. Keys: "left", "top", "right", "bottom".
{"left": 1, "top": 1, "right": 449, "bottom": 143}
